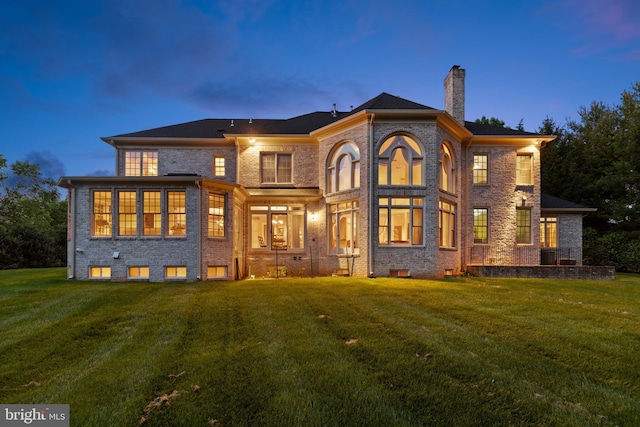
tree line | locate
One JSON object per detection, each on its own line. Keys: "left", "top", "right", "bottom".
{"left": 539, "top": 82, "right": 640, "bottom": 272}
{"left": 0, "top": 154, "right": 67, "bottom": 269}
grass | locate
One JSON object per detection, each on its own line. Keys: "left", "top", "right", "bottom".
{"left": 1, "top": 268, "right": 639, "bottom": 426}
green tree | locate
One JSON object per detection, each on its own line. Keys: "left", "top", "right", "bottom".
{"left": 474, "top": 116, "right": 506, "bottom": 127}
{"left": 0, "top": 155, "right": 67, "bottom": 269}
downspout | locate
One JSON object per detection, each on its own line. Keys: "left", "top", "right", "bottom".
{"left": 196, "top": 179, "right": 202, "bottom": 280}
{"left": 67, "top": 181, "right": 76, "bottom": 279}
{"left": 368, "top": 113, "right": 375, "bottom": 276}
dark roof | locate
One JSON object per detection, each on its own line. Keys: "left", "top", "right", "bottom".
{"left": 106, "top": 92, "right": 540, "bottom": 139}
{"left": 541, "top": 193, "right": 596, "bottom": 211}
{"left": 350, "top": 92, "right": 436, "bottom": 113}
{"left": 464, "top": 121, "right": 540, "bottom": 136}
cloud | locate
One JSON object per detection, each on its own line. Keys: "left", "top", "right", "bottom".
{"left": 87, "top": 169, "right": 113, "bottom": 177}
{"left": 557, "top": 0, "right": 640, "bottom": 59}
{"left": 25, "top": 151, "right": 66, "bottom": 179}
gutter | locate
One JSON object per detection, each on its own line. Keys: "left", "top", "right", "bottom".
{"left": 66, "top": 180, "right": 76, "bottom": 279}
{"left": 368, "top": 113, "right": 375, "bottom": 276}
{"left": 196, "top": 180, "right": 202, "bottom": 280}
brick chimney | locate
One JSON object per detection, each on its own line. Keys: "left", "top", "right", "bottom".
{"left": 444, "top": 65, "right": 465, "bottom": 124}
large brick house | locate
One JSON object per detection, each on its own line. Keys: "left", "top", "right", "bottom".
{"left": 58, "top": 66, "right": 595, "bottom": 281}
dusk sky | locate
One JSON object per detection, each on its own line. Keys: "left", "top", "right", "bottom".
{"left": 1, "top": 0, "right": 639, "bottom": 179}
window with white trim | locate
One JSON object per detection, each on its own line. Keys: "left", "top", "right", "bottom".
{"left": 261, "top": 153, "right": 292, "bottom": 183}
{"left": 440, "top": 144, "right": 456, "bottom": 193}
{"left": 329, "top": 201, "right": 359, "bottom": 254}
{"left": 118, "top": 191, "right": 137, "bottom": 236}
{"left": 93, "top": 191, "right": 112, "bottom": 237}
{"left": 540, "top": 217, "right": 557, "bottom": 248}
{"left": 90, "top": 266, "right": 111, "bottom": 278}
{"left": 327, "top": 142, "right": 360, "bottom": 193}
{"left": 439, "top": 200, "right": 456, "bottom": 248}
{"left": 250, "top": 205, "right": 305, "bottom": 249}
{"left": 128, "top": 266, "right": 149, "bottom": 279}
{"left": 473, "top": 154, "right": 488, "bottom": 184}
{"left": 378, "top": 197, "right": 423, "bottom": 246}
{"left": 125, "top": 151, "right": 158, "bottom": 176}
{"left": 516, "top": 154, "right": 533, "bottom": 185}
{"left": 165, "top": 266, "right": 186, "bottom": 278}
{"left": 473, "top": 208, "right": 488, "bottom": 244}
{"left": 208, "top": 193, "right": 225, "bottom": 237}
{"left": 213, "top": 156, "right": 225, "bottom": 177}
{"left": 516, "top": 208, "right": 532, "bottom": 244}
{"left": 167, "top": 191, "right": 186, "bottom": 236}
{"left": 378, "top": 135, "right": 423, "bottom": 186}
{"left": 207, "top": 266, "right": 228, "bottom": 279}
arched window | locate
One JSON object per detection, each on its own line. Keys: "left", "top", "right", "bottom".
{"left": 378, "top": 135, "right": 423, "bottom": 186}
{"left": 440, "top": 144, "right": 455, "bottom": 193}
{"left": 327, "top": 142, "right": 360, "bottom": 193}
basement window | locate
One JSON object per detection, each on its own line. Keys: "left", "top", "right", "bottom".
{"left": 390, "top": 269, "right": 410, "bottom": 277}
{"left": 90, "top": 266, "right": 111, "bottom": 279}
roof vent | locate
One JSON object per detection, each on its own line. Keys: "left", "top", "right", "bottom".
{"left": 331, "top": 103, "right": 337, "bottom": 118}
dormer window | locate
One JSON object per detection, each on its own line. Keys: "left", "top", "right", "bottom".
{"left": 125, "top": 151, "right": 158, "bottom": 176}
{"left": 378, "top": 135, "right": 423, "bottom": 186}
{"left": 327, "top": 142, "right": 360, "bottom": 193}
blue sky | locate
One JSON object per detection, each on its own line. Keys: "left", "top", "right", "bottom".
{"left": 1, "top": 0, "right": 639, "bottom": 179}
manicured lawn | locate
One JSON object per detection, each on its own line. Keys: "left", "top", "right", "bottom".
{"left": 1, "top": 268, "right": 639, "bottom": 426}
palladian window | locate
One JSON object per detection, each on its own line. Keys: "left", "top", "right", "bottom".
{"left": 378, "top": 135, "right": 423, "bottom": 186}
{"left": 327, "top": 142, "right": 360, "bottom": 193}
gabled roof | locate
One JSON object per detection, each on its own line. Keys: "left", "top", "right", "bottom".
{"left": 104, "top": 92, "right": 544, "bottom": 140}
{"left": 541, "top": 193, "right": 596, "bottom": 212}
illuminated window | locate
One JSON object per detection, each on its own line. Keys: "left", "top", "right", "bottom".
{"left": 208, "top": 193, "right": 225, "bottom": 237}
{"left": 440, "top": 144, "right": 455, "bottom": 193}
{"left": 165, "top": 266, "right": 186, "bottom": 278}
{"left": 516, "top": 208, "right": 532, "bottom": 244}
{"left": 167, "top": 191, "right": 186, "bottom": 236}
{"left": 90, "top": 266, "right": 111, "bottom": 278}
{"left": 540, "top": 217, "right": 557, "bottom": 248}
{"left": 207, "top": 266, "right": 227, "bottom": 279}
{"left": 118, "top": 191, "right": 137, "bottom": 236}
{"left": 473, "top": 154, "right": 488, "bottom": 184}
{"left": 250, "top": 205, "right": 304, "bottom": 249}
{"left": 473, "top": 208, "right": 488, "bottom": 244}
{"left": 439, "top": 200, "right": 456, "bottom": 248}
{"left": 329, "top": 201, "right": 359, "bottom": 254}
{"left": 516, "top": 154, "right": 533, "bottom": 185}
{"left": 93, "top": 191, "right": 112, "bottom": 237}
{"left": 378, "top": 198, "right": 423, "bottom": 246}
{"left": 213, "top": 156, "right": 225, "bottom": 177}
{"left": 143, "top": 191, "right": 161, "bottom": 236}
{"left": 125, "top": 151, "right": 158, "bottom": 176}
{"left": 261, "top": 153, "right": 292, "bottom": 183}
{"left": 128, "top": 266, "right": 149, "bottom": 278}
{"left": 378, "top": 135, "right": 423, "bottom": 186}
{"left": 327, "top": 142, "right": 360, "bottom": 193}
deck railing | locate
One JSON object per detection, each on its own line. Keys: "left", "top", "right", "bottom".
{"left": 468, "top": 246, "right": 583, "bottom": 266}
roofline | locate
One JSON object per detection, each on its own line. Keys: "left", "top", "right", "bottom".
{"left": 311, "top": 108, "right": 473, "bottom": 141}
{"left": 541, "top": 207, "right": 598, "bottom": 213}
{"left": 101, "top": 137, "right": 233, "bottom": 147}
{"left": 58, "top": 175, "right": 240, "bottom": 189}
{"left": 470, "top": 135, "right": 556, "bottom": 145}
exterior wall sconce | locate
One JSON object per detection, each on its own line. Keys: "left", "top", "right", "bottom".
{"left": 310, "top": 213, "right": 317, "bottom": 221}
